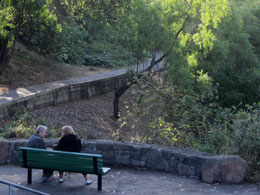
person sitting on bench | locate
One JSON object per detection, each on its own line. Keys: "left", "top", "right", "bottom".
{"left": 54, "top": 125, "right": 92, "bottom": 185}
{"left": 26, "top": 125, "right": 53, "bottom": 182}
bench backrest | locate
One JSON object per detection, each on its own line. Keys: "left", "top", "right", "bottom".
{"left": 19, "top": 147, "right": 104, "bottom": 175}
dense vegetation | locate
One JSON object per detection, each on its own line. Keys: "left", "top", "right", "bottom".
{"left": 1, "top": 0, "right": 260, "bottom": 181}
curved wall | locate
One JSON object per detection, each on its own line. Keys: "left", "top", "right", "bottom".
{"left": 0, "top": 139, "right": 247, "bottom": 184}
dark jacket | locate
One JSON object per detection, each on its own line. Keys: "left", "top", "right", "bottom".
{"left": 26, "top": 133, "right": 46, "bottom": 149}
{"left": 55, "top": 134, "right": 82, "bottom": 152}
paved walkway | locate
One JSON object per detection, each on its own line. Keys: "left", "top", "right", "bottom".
{"left": 0, "top": 69, "right": 127, "bottom": 105}
{"left": 0, "top": 165, "right": 259, "bottom": 195}
{"left": 0, "top": 59, "right": 154, "bottom": 105}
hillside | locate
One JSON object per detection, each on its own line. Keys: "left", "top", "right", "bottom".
{"left": 0, "top": 45, "right": 114, "bottom": 93}
{"left": 0, "top": 45, "right": 142, "bottom": 141}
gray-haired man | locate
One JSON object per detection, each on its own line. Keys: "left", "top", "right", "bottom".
{"left": 27, "top": 125, "right": 53, "bottom": 181}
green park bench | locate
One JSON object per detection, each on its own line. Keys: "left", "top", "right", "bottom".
{"left": 19, "top": 147, "right": 111, "bottom": 191}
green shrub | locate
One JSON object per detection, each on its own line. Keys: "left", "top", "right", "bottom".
{"left": 84, "top": 54, "right": 114, "bottom": 68}
{"left": 53, "top": 22, "right": 88, "bottom": 65}
{"left": 187, "top": 104, "right": 260, "bottom": 181}
{"left": 0, "top": 107, "right": 59, "bottom": 139}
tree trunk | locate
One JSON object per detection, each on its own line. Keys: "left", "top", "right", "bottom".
{"left": 113, "top": 53, "right": 166, "bottom": 119}
{"left": 113, "top": 81, "right": 135, "bottom": 119}
{"left": 0, "top": 37, "right": 9, "bottom": 75}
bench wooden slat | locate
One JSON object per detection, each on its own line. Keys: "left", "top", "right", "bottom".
{"left": 23, "top": 161, "right": 100, "bottom": 174}
{"left": 20, "top": 147, "right": 102, "bottom": 157}
{"left": 24, "top": 157, "right": 103, "bottom": 168}
{"left": 20, "top": 153, "right": 103, "bottom": 167}
{"left": 25, "top": 151, "right": 103, "bottom": 160}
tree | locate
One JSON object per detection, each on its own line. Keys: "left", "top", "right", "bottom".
{"left": 113, "top": 0, "right": 229, "bottom": 118}
{"left": 0, "top": 0, "right": 60, "bottom": 75}
{"left": 201, "top": 0, "right": 260, "bottom": 106}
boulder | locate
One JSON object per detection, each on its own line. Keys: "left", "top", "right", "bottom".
{"left": 201, "top": 155, "right": 247, "bottom": 183}
{"left": 0, "top": 139, "right": 9, "bottom": 164}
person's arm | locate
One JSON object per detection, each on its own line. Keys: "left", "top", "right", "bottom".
{"left": 55, "top": 137, "right": 65, "bottom": 151}
{"left": 37, "top": 138, "right": 46, "bottom": 149}
{"left": 78, "top": 138, "right": 82, "bottom": 152}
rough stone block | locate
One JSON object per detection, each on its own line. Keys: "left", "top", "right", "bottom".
{"left": 101, "top": 150, "right": 115, "bottom": 161}
{"left": 115, "top": 155, "right": 132, "bottom": 165}
{"left": 10, "top": 150, "right": 20, "bottom": 164}
{"left": 162, "top": 149, "right": 175, "bottom": 161}
{"left": 116, "top": 151, "right": 130, "bottom": 156}
{"left": 132, "top": 160, "right": 145, "bottom": 167}
{"left": 14, "top": 140, "right": 27, "bottom": 149}
{"left": 113, "top": 143, "right": 133, "bottom": 151}
{"left": 96, "top": 140, "right": 114, "bottom": 151}
{"left": 81, "top": 148, "right": 95, "bottom": 154}
{"left": 0, "top": 139, "right": 9, "bottom": 164}
{"left": 183, "top": 155, "right": 207, "bottom": 178}
{"left": 140, "top": 146, "right": 152, "bottom": 161}
{"left": 201, "top": 155, "right": 247, "bottom": 184}
{"left": 168, "top": 157, "right": 179, "bottom": 169}
{"left": 178, "top": 163, "right": 196, "bottom": 176}
{"left": 82, "top": 141, "right": 97, "bottom": 150}
{"left": 130, "top": 151, "right": 141, "bottom": 161}
{"left": 145, "top": 149, "right": 164, "bottom": 170}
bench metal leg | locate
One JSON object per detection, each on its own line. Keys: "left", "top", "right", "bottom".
{"left": 28, "top": 169, "right": 32, "bottom": 184}
{"left": 98, "top": 175, "right": 102, "bottom": 191}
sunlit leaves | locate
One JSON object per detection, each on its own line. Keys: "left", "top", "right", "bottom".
{"left": 0, "top": 2, "right": 14, "bottom": 38}
{"left": 158, "top": 0, "right": 229, "bottom": 55}
{"left": 0, "top": 0, "right": 60, "bottom": 46}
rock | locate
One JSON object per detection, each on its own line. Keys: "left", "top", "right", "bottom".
{"left": 201, "top": 155, "right": 247, "bottom": 184}
{"left": 178, "top": 163, "right": 196, "bottom": 177}
{"left": 145, "top": 148, "right": 165, "bottom": 170}
{"left": 0, "top": 139, "right": 9, "bottom": 164}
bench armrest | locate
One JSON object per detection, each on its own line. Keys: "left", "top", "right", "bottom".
{"left": 102, "top": 167, "right": 111, "bottom": 175}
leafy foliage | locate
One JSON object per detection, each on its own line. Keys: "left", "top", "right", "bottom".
{"left": 0, "top": 107, "right": 60, "bottom": 139}
{"left": 0, "top": 0, "right": 60, "bottom": 73}
{"left": 201, "top": 0, "right": 260, "bottom": 106}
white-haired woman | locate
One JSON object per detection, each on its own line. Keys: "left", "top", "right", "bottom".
{"left": 54, "top": 125, "right": 91, "bottom": 185}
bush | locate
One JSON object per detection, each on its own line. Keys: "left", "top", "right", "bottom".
{"left": 0, "top": 107, "right": 59, "bottom": 139}
{"left": 84, "top": 54, "right": 114, "bottom": 68}
{"left": 194, "top": 104, "right": 260, "bottom": 181}
{"left": 53, "top": 22, "right": 88, "bottom": 65}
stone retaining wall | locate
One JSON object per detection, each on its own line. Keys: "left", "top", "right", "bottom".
{"left": 0, "top": 75, "right": 126, "bottom": 120}
{"left": 0, "top": 139, "right": 248, "bottom": 184}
